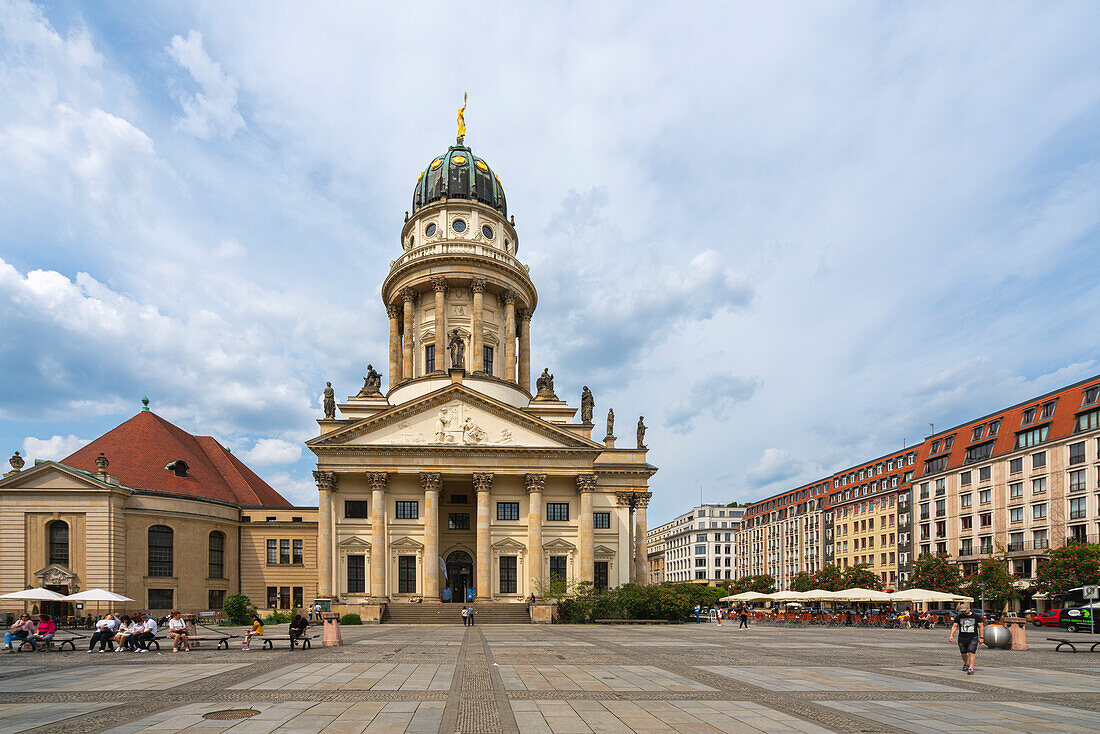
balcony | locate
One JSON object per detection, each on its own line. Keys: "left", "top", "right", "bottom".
{"left": 1006, "top": 540, "right": 1050, "bottom": 554}
{"left": 390, "top": 240, "right": 528, "bottom": 275}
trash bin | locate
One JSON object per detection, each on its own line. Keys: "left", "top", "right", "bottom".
{"left": 322, "top": 611, "right": 342, "bottom": 647}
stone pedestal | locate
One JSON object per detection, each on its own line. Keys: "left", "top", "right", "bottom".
{"left": 322, "top": 612, "right": 343, "bottom": 647}
{"left": 530, "top": 603, "right": 556, "bottom": 624}
{"left": 1004, "top": 616, "right": 1029, "bottom": 650}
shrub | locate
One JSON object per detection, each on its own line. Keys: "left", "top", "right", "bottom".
{"left": 264, "top": 610, "right": 293, "bottom": 624}
{"left": 223, "top": 593, "right": 254, "bottom": 625}
{"left": 340, "top": 613, "right": 362, "bottom": 625}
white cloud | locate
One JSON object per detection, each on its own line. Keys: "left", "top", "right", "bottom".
{"left": 241, "top": 438, "right": 301, "bottom": 466}
{"left": 263, "top": 471, "right": 317, "bottom": 506}
{"left": 22, "top": 434, "right": 88, "bottom": 461}
{"left": 746, "top": 448, "right": 801, "bottom": 489}
{"left": 166, "top": 30, "right": 244, "bottom": 140}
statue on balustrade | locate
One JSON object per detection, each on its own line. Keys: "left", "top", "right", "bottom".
{"left": 580, "top": 386, "right": 594, "bottom": 423}
{"left": 606, "top": 408, "right": 615, "bottom": 438}
{"left": 637, "top": 416, "right": 647, "bottom": 449}
{"left": 535, "top": 368, "right": 558, "bottom": 400}
{"left": 357, "top": 364, "right": 383, "bottom": 397}
{"left": 323, "top": 382, "right": 336, "bottom": 420}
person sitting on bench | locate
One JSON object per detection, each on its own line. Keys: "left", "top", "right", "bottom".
{"left": 113, "top": 616, "right": 135, "bottom": 652}
{"left": 167, "top": 611, "right": 191, "bottom": 652}
{"left": 130, "top": 614, "right": 158, "bottom": 653}
{"left": 87, "top": 614, "right": 116, "bottom": 653}
{"left": 5, "top": 613, "right": 36, "bottom": 652}
{"left": 241, "top": 614, "right": 264, "bottom": 650}
{"left": 289, "top": 614, "right": 309, "bottom": 648}
{"left": 32, "top": 615, "right": 55, "bottom": 651}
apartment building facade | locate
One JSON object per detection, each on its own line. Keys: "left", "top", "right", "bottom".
{"left": 649, "top": 504, "right": 744, "bottom": 584}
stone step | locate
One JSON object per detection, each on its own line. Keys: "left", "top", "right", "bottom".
{"left": 382, "top": 603, "right": 531, "bottom": 624}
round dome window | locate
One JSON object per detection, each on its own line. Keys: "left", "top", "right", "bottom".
{"left": 430, "top": 158, "right": 443, "bottom": 170}
{"left": 475, "top": 160, "right": 488, "bottom": 172}
{"left": 482, "top": 225, "right": 494, "bottom": 239}
{"left": 452, "top": 155, "right": 467, "bottom": 165}
{"left": 425, "top": 223, "right": 437, "bottom": 237}
{"left": 452, "top": 219, "right": 467, "bottom": 233}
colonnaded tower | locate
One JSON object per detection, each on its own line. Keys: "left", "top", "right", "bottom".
{"left": 308, "top": 114, "right": 655, "bottom": 612}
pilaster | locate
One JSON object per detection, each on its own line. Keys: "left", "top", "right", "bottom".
{"left": 367, "top": 471, "right": 388, "bottom": 599}
{"left": 473, "top": 472, "right": 494, "bottom": 598}
{"left": 313, "top": 471, "right": 337, "bottom": 598}
{"left": 421, "top": 472, "right": 441, "bottom": 600}
{"left": 525, "top": 473, "right": 546, "bottom": 594}
{"left": 576, "top": 474, "right": 597, "bottom": 585}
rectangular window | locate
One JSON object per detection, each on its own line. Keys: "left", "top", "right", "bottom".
{"left": 293, "top": 539, "right": 303, "bottom": 565}
{"left": 1022, "top": 407, "right": 1036, "bottom": 425}
{"left": 1069, "top": 442, "right": 1086, "bottom": 465}
{"left": 279, "top": 539, "right": 291, "bottom": 564}
{"left": 960, "top": 538, "right": 973, "bottom": 556}
{"left": 1016, "top": 425, "right": 1050, "bottom": 450}
{"left": 497, "top": 502, "right": 519, "bottom": 521}
{"left": 594, "top": 512, "right": 611, "bottom": 529}
{"left": 425, "top": 344, "right": 435, "bottom": 373}
{"left": 594, "top": 561, "right": 609, "bottom": 590}
{"left": 549, "top": 556, "right": 567, "bottom": 582}
{"left": 1033, "top": 529, "right": 1049, "bottom": 548}
{"left": 267, "top": 586, "right": 277, "bottom": 608}
{"left": 148, "top": 589, "right": 173, "bottom": 610}
{"left": 960, "top": 494, "right": 972, "bottom": 509}
{"left": 960, "top": 471, "right": 972, "bottom": 486}
{"left": 1009, "top": 458, "right": 1022, "bottom": 474}
{"left": 1010, "top": 507, "right": 1023, "bottom": 523}
{"left": 398, "top": 556, "right": 417, "bottom": 594}
{"left": 293, "top": 587, "right": 303, "bottom": 609}
{"left": 1032, "top": 503, "right": 1047, "bottom": 520}
{"left": 979, "top": 512, "right": 992, "bottom": 528}
{"left": 695, "top": 558, "right": 706, "bottom": 567}
{"left": 979, "top": 489, "right": 991, "bottom": 505}
{"left": 267, "top": 539, "right": 278, "bottom": 565}
{"left": 925, "top": 456, "right": 948, "bottom": 474}
{"left": 1009, "top": 482, "right": 1023, "bottom": 499}
{"left": 961, "top": 516, "right": 973, "bottom": 531}
{"left": 979, "top": 536, "right": 993, "bottom": 555}
{"left": 395, "top": 501, "right": 419, "bottom": 519}
{"left": 1032, "top": 477, "right": 1047, "bottom": 494}
{"left": 450, "top": 494, "right": 468, "bottom": 504}
{"left": 979, "top": 466, "right": 991, "bottom": 482}
{"left": 499, "top": 555, "right": 517, "bottom": 594}
{"left": 483, "top": 346, "right": 494, "bottom": 375}
{"left": 345, "top": 500, "right": 368, "bottom": 519}
{"left": 208, "top": 589, "right": 225, "bottom": 610}
{"left": 348, "top": 555, "right": 365, "bottom": 594}
{"left": 1077, "top": 408, "right": 1100, "bottom": 433}
{"left": 944, "top": 435, "right": 955, "bottom": 451}
{"left": 1009, "top": 532, "right": 1024, "bottom": 550}
{"left": 1040, "top": 400, "right": 1057, "bottom": 419}
{"left": 972, "top": 426, "right": 984, "bottom": 442}
{"left": 988, "top": 419, "right": 1001, "bottom": 436}
{"left": 448, "top": 513, "right": 470, "bottom": 530}
{"left": 279, "top": 587, "right": 290, "bottom": 609}
{"left": 546, "top": 503, "right": 569, "bottom": 522}
{"left": 1070, "top": 496, "right": 1087, "bottom": 520}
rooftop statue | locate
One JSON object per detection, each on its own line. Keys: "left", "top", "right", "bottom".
{"left": 606, "top": 408, "right": 615, "bottom": 438}
{"left": 449, "top": 329, "right": 465, "bottom": 369}
{"left": 580, "top": 386, "right": 594, "bottom": 423}
{"left": 457, "top": 93, "right": 467, "bottom": 141}
{"left": 323, "top": 382, "right": 336, "bottom": 420}
{"left": 535, "top": 368, "right": 557, "bottom": 400}
{"left": 357, "top": 364, "right": 383, "bottom": 397}
{"left": 637, "top": 416, "right": 647, "bottom": 449}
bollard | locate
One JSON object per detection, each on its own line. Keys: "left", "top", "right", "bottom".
{"left": 1004, "top": 616, "right": 1029, "bottom": 651}
{"left": 322, "top": 611, "right": 343, "bottom": 647}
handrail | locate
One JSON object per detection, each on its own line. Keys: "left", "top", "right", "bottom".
{"left": 389, "top": 241, "right": 529, "bottom": 274}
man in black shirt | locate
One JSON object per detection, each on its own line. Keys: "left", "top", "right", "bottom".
{"left": 948, "top": 603, "right": 984, "bottom": 675}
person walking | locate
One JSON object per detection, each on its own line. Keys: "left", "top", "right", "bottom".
{"left": 715, "top": 608, "right": 722, "bottom": 626}
{"left": 948, "top": 603, "right": 984, "bottom": 675}
{"left": 460, "top": 606, "right": 468, "bottom": 626}
{"left": 738, "top": 606, "right": 749, "bottom": 629}
{"left": 466, "top": 604, "right": 475, "bottom": 627}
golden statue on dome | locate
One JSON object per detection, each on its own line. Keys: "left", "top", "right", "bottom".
{"left": 457, "top": 93, "right": 467, "bottom": 141}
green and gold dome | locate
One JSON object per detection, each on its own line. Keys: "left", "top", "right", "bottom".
{"left": 411, "top": 142, "right": 507, "bottom": 217}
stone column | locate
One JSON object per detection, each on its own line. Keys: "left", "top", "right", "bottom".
{"left": 473, "top": 473, "right": 493, "bottom": 599}
{"left": 431, "top": 277, "right": 447, "bottom": 372}
{"left": 525, "top": 474, "right": 545, "bottom": 595}
{"left": 387, "top": 306, "right": 402, "bottom": 385}
{"left": 313, "top": 471, "right": 337, "bottom": 598}
{"left": 576, "top": 474, "right": 597, "bottom": 584}
{"left": 368, "top": 472, "right": 388, "bottom": 599}
{"left": 519, "top": 311, "right": 531, "bottom": 393}
{"left": 401, "top": 288, "right": 415, "bottom": 379}
{"left": 502, "top": 291, "right": 517, "bottom": 383}
{"left": 470, "top": 278, "right": 486, "bottom": 373}
{"left": 421, "top": 472, "right": 441, "bottom": 600}
{"left": 634, "top": 493, "right": 651, "bottom": 585}
{"left": 618, "top": 492, "right": 635, "bottom": 584}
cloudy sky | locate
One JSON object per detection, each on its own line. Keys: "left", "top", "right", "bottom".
{"left": 2, "top": 1, "right": 1098, "bottom": 524}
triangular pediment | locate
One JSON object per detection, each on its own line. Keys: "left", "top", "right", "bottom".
{"left": 34, "top": 563, "right": 79, "bottom": 587}
{"left": 543, "top": 538, "right": 576, "bottom": 551}
{"left": 338, "top": 536, "right": 371, "bottom": 549}
{"left": 391, "top": 536, "right": 425, "bottom": 550}
{"left": 594, "top": 544, "right": 616, "bottom": 558}
{"left": 308, "top": 383, "right": 602, "bottom": 451}
{"left": 492, "top": 537, "right": 526, "bottom": 551}
{"left": 0, "top": 461, "right": 128, "bottom": 493}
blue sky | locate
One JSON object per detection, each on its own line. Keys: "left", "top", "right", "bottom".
{"left": 1, "top": 1, "right": 1098, "bottom": 524}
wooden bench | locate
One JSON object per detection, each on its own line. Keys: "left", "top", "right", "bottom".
{"left": 256, "top": 634, "right": 312, "bottom": 649}
{"left": 1048, "top": 637, "right": 1100, "bottom": 653}
{"left": 17, "top": 635, "right": 81, "bottom": 652}
{"left": 594, "top": 619, "right": 669, "bottom": 625}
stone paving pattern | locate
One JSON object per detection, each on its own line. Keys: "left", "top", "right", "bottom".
{"left": 0, "top": 622, "right": 1098, "bottom": 732}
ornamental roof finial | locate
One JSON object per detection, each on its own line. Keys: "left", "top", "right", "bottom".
{"left": 457, "top": 92, "right": 467, "bottom": 143}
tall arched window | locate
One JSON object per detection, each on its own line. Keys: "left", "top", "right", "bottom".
{"left": 148, "top": 525, "right": 174, "bottom": 577}
{"left": 208, "top": 531, "right": 225, "bottom": 579}
{"left": 48, "top": 521, "right": 69, "bottom": 566}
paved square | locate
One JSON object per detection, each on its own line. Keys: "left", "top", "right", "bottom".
{"left": 1, "top": 663, "right": 250, "bottom": 692}
{"left": 101, "top": 701, "right": 445, "bottom": 734}
{"left": 0, "top": 703, "right": 117, "bottom": 734}
{"left": 819, "top": 701, "right": 1100, "bottom": 734}
{"left": 510, "top": 700, "right": 833, "bottom": 734}
{"left": 230, "top": 662, "right": 455, "bottom": 691}
{"left": 701, "top": 665, "right": 963, "bottom": 692}
{"left": 891, "top": 665, "right": 1100, "bottom": 693}
{"left": 498, "top": 664, "right": 715, "bottom": 692}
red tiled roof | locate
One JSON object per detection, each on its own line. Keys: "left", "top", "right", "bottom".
{"left": 63, "top": 410, "right": 291, "bottom": 508}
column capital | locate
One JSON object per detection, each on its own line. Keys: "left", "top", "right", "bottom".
{"left": 313, "top": 470, "right": 338, "bottom": 493}
{"left": 473, "top": 472, "right": 494, "bottom": 493}
{"left": 633, "top": 492, "right": 652, "bottom": 508}
{"left": 419, "top": 471, "right": 442, "bottom": 492}
{"left": 575, "top": 474, "right": 598, "bottom": 493}
{"left": 430, "top": 276, "right": 448, "bottom": 293}
{"left": 387, "top": 305, "right": 401, "bottom": 319}
{"left": 400, "top": 287, "right": 417, "bottom": 303}
{"left": 499, "top": 290, "right": 517, "bottom": 306}
{"left": 470, "top": 277, "right": 487, "bottom": 293}
{"left": 524, "top": 473, "right": 546, "bottom": 494}
{"left": 518, "top": 309, "right": 532, "bottom": 323}
{"left": 366, "top": 471, "right": 388, "bottom": 492}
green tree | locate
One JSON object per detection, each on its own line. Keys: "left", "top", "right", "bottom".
{"left": 908, "top": 554, "right": 962, "bottom": 594}
{"left": 809, "top": 565, "right": 844, "bottom": 591}
{"left": 223, "top": 593, "right": 254, "bottom": 625}
{"left": 790, "top": 572, "right": 815, "bottom": 592}
{"left": 729, "top": 575, "right": 775, "bottom": 594}
{"left": 961, "top": 558, "right": 1017, "bottom": 611}
{"left": 1033, "top": 542, "right": 1100, "bottom": 597}
{"left": 841, "top": 564, "right": 883, "bottom": 590}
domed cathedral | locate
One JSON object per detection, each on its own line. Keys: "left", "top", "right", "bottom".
{"left": 308, "top": 110, "right": 656, "bottom": 617}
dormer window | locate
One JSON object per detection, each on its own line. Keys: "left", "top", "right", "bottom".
{"left": 1040, "top": 400, "right": 1057, "bottom": 420}
{"left": 165, "top": 460, "right": 189, "bottom": 478}
{"left": 988, "top": 418, "right": 1001, "bottom": 436}
{"left": 971, "top": 425, "right": 984, "bottom": 442}
{"left": 1084, "top": 386, "right": 1099, "bottom": 407}
{"left": 930, "top": 440, "right": 941, "bottom": 454}
{"left": 944, "top": 435, "right": 955, "bottom": 451}
{"left": 1021, "top": 407, "right": 1037, "bottom": 425}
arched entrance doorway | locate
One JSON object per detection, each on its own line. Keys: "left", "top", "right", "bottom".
{"left": 445, "top": 550, "right": 473, "bottom": 603}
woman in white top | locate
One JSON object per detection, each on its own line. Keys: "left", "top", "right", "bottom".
{"left": 167, "top": 611, "right": 190, "bottom": 652}
{"left": 113, "top": 616, "right": 135, "bottom": 652}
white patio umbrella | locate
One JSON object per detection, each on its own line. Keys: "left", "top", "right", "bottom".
{"left": 833, "top": 588, "right": 894, "bottom": 602}
{"left": 63, "top": 589, "right": 134, "bottom": 620}
{"left": 770, "top": 590, "right": 813, "bottom": 602}
{"left": 720, "top": 591, "right": 775, "bottom": 602}
{"left": 889, "top": 589, "right": 963, "bottom": 603}
{"left": 0, "top": 587, "right": 68, "bottom": 616}
{"left": 800, "top": 589, "right": 844, "bottom": 602}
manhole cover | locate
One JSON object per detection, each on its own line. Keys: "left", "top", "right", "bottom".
{"left": 203, "top": 709, "right": 260, "bottom": 721}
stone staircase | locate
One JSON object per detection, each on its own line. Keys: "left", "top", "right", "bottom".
{"left": 382, "top": 602, "right": 531, "bottom": 624}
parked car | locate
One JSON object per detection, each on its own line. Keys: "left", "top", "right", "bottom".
{"left": 1032, "top": 609, "right": 1062, "bottom": 627}
{"left": 1061, "top": 605, "right": 1099, "bottom": 634}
